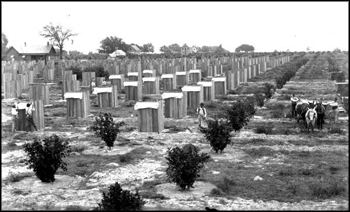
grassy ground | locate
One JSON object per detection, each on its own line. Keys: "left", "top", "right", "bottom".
{"left": 1, "top": 57, "right": 349, "bottom": 210}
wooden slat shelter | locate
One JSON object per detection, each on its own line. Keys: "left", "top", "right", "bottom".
{"left": 64, "top": 92, "right": 90, "bottom": 118}
{"left": 134, "top": 100, "right": 164, "bottom": 132}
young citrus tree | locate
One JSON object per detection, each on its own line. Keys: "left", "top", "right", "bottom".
{"left": 89, "top": 113, "right": 125, "bottom": 150}
{"left": 166, "top": 144, "right": 210, "bottom": 191}
{"left": 23, "top": 134, "right": 71, "bottom": 183}
{"left": 200, "top": 119, "right": 232, "bottom": 153}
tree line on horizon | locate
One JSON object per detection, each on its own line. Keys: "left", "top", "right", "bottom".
{"left": 2, "top": 23, "right": 346, "bottom": 61}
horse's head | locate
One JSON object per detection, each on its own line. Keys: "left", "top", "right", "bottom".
{"left": 307, "top": 109, "right": 317, "bottom": 121}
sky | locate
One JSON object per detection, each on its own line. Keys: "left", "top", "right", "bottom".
{"left": 2, "top": 2, "right": 349, "bottom": 54}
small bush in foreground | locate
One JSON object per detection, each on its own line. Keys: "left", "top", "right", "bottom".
{"left": 23, "top": 134, "right": 71, "bottom": 183}
{"left": 166, "top": 144, "right": 210, "bottom": 191}
{"left": 88, "top": 113, "right": 125, "bottom": 150}
{"left": 96, "top": 182, "right": 145, "bottom": 211}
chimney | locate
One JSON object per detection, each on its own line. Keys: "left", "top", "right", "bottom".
{"left": 24, "top": 42, "right": 26, "bottom": 47}
{"left": 47, "top": 41, "right": 49, "bottom": 46}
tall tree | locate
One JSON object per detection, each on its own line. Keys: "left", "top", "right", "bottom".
{"left": 143, "top": 43, "right": 154, "bottom": 52}
{"left": 99, "top": 36, "right": 124, "bottom": 54}
{"left": 235, "top": 44, "right": 255, "bottom": 53}
{"left": 2, "top": 33, "right": 9, "bottom": 59}
{"left": 40, "top": 22, "right": 77, "bottom": 60}
{"left": 159, "top": 45, "right": 171, "bottom": 54}
{"left": 168, "top": 43, "right": 181, "bottom": 53}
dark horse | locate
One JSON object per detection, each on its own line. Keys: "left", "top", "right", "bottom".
{"left": 295, "top": 101, "right": 309, "bottom": 128}
{"left": 315, "top": 102, "right": 326, "bottom": 129}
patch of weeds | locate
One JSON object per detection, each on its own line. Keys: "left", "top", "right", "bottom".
{"left": 243, "top": 147, "right": 275, "bottom": 158}
{"left": 122, "top": 100, "right": 136, "bottom": 107}
{"left": 270, "top": 110, "right": 284, "bottom": 118}
{"left": 119, "top": 154, "right": 133, "bottom": 163}
{"left": 277, "top": 95, "right": 291, "bottom": 101}
{"left": 52, "top": 111, "right": 66, "bottom": 117}
{"left": 297, "top": 151, "right": 311, "bottom": 157}
{"left": 13, "top": 132, "right": 38, "bottom": 140}
{"left": 255, "top": 126, "right": 273, "bottom": 134}
{"left": 309, "top": 178, "right": 346, "bottom": 199}
{"left": 12, "top": 188, "right": 26, "bottom": 195}
{"left": 70, "top": 145, "right": 86, "bottom": 153}
{"left": 329, "top": 166, "right": 341, "bottom": 175}
{"left": 123, "top": 126, "right": 137, "bottom": 132}
{"left": 139, "top": 191, "right": 168, "bottom": 200}
{"left": 216, "top": 176, "right": 236, "bottom": 194}
{"left": 278, "top": 167, "right": 295, "bottom": 176}
{"left": 328, "top": 127, "right": 344, "bottom": 134}
{"left": 64, "top": 205, "right": 85, "bottom": 210}
{"left": 6, "top": 141, "right": 21, "bottom": 151}
{"left": 210, "top": 188, "right": 225, "bottom": 196}
{"left": 6, "top": 172, "right": 33, "bottom": 183}
{"left": 164, "top": 125, "right": 188, "bottom": 133}
{"left": 119, "top": 147, "right": 151, "bottom": 163}
{"left": 287, "top": 182, "right": 299, "bottom": 195}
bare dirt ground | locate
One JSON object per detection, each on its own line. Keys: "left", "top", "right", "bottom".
{"left": 1, "top": 54, "right": 348, "bottom": 210}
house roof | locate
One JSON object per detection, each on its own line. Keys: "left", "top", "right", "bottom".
{"left": 130, "top": 45, "right": 141, "bottom": 52}
{"left": 109, "top": 50, "right": 126, "bottom": 57}
{"left": 8, "top": 45, "right": 56, "bottom": 55}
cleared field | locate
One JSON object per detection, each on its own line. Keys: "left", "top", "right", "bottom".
{"left": 1, "top": 52, "right": 348, "bottom": 210}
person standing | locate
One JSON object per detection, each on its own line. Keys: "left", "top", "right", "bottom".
{"left": 330, "top": 97, "right": 339, "bottom": 123}
{"left": 11, "top": 102, "right": 19, "bottom": 132}
{"left": 196, "top": 103, "right": 207, "bottom": 128}
{"left": 25, "top": 102, "right": 37, "bottom": 131}
{"left": 290, "top": 94, "right": 299, "bottom": 118}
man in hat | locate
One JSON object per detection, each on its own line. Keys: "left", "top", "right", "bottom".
{"left": 196, "top": 103, "right": 207, "bottom": 128}
{"left": 290, "top": 94, "right": 299, "bottom": 118}
{"left": 11, "top": 102, "right": 19, "bottom": 132}
{"left": 25, "top": 102, "right": 37, "bottom": 131}
{"left": 330, "top": 97, "right": 339, "bottom": 123}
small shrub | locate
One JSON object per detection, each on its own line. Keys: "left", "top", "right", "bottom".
{"left": 119, "top": 154, "right": 132, "bottom": 163}
{"left": 65, "top": 205, "right": 84, "bottom": 211}
{"left": 328, "top": 127, "right": 343, "bottom": 134}
{"left": 7, "top": 172, "right": 32, "bottom": 183}
{"left": 96, "top": 182, "right": 145, "bottom": 211}
{"left": 70, "top": 145, "right": 86, "bottom": 153}
{"left": 200, "top": 119, "right": 232, "bottom": 153}
{"left": 225, "top": 99, "right": 255, "bottom": 132}
{"left": 278, "top": 167, "right": 295, "bottom": 176}
{"left": 216, "top": 176, "right": 236, "bottom": 194}
{"left": 68, "top": 66, "right": 83, "bottom": 81}
{"left": 271, "top": 110, "right": 284, "bottom": 118}
{"left": 263, "top": 83, "right": 275, "bottom": 99}
{"left": 287, "top": 183, "right": 299, "bottom": 195}
{"left": 165, "top": 144, "right": 210, "bottom": 190}
{"left": 84, "top": 65, "right": 109, "bottom": 80}
{"left": 249, "top": 138, "right": 266, "bottom": 144}
{"left": 255, "top": 126, "right": 273, "bottom": 134}
{"left": 88, "top": 113, "right": 125, "bottom": 150}
{"left": 23, "top": 134, "right": 71, "bottom": 183}
{"left": 227, "top": 90, "right": 238, "bottom": 95}
{"left": 309, "top": 179, "right": 346, "bottom": 199}
{"left": 210, "top": 188, "right": 225, "bottom": 196}
{"left": 254, "top": 92, "right": 265, "bottom": 107}
{"left": 53, "top": 111, "right": 66, "bottom": 117}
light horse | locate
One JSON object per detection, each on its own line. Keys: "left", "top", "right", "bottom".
{"left": 305, "top": 106, "right": 317, "bottom": 132}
